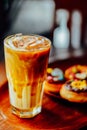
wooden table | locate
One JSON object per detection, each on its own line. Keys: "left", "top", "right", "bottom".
{"left": 1, "top": 55, "right": 87, "bottom": 130}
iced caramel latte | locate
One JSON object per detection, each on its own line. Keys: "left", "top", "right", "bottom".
{"left": 4, "top": 34, "right": 51, "bottom": 118}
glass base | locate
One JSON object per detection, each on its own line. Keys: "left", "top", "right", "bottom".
{"left": 11, "top": 106, "right": 42, "bottom": 118}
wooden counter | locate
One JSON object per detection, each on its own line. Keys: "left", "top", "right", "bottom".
{"left": 1, "top": 55, "right": 87, "bottom": 130}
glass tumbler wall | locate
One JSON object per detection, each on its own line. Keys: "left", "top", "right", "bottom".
{"left": 4, "top": 34, "right": 51, "bottom": 118}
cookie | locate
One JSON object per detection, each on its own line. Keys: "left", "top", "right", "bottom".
{"left": 60, "top": 79, "right": 87, "bottom": 103}
{"left": 44, "top": 68, "right": 64, "bottom": 93}
{"left": 65, "top": 65, "right": 87, "bottom": 80}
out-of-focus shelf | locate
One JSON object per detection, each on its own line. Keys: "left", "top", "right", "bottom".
{"left": 49, "top": 47, "right": 87, "bottom": 63}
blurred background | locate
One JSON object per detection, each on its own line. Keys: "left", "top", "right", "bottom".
{"left": 0, "top": 0, "right": 87, "bottom": 62}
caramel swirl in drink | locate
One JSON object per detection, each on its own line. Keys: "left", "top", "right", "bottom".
{"left": 4, "top": 34, "right": 51, "bottom": 118}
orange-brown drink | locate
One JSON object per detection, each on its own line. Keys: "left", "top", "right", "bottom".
{"left": 4, "top": 34, "right": 51, "bottom": 118}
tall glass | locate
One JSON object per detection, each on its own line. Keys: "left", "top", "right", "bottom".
{"left": 4, "top": 34, "right": 51, "bottom": 118}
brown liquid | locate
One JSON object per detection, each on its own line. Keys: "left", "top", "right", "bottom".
{"left": 4, "top": 34, "right": 51, "bottom": 118}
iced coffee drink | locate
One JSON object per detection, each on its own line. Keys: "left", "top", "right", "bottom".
{"left": 4, "top": 34, "right": 51, "bottom": 118}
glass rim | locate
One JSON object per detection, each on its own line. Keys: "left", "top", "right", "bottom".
{"left": 4, "top": 33, "right": 51, "bottom": 52}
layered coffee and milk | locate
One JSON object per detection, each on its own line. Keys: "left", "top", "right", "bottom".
{"left": 4, "top": 34, "right": 51, "bottom": 118}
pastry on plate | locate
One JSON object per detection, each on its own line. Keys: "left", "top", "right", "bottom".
{"left": 44, "top": 67, "right": 64, "bottom": 93}
{"left": 60, "top": 79, "right": 87, "bottom": 103}
{"left": 65, "top": 65, "right": 87, "bottom": 80}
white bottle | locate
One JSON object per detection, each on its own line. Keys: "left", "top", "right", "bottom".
{"left": 71, "top": 10, "right": 82, "bottom": 49}
{"left": 53, "top": 9, "right": 70, "bottom": 49}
